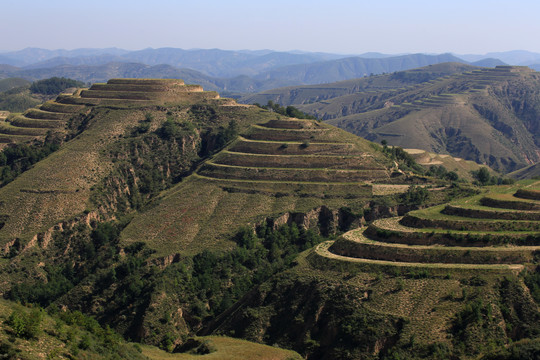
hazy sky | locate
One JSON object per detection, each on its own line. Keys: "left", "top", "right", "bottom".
{"left": 2, "top": 0, "right": 539, "bottom": 54}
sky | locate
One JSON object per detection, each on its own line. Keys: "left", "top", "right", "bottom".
{"left": 2, "top": 0, "right": 540, "bottom": 54}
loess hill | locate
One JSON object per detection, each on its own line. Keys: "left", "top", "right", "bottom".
{"left": 0, "top": 77, "right": 431, "bottom": 359}
{"left": 3, "top": 77, "right": 540, "bottom": 359}
{"left": 208, "top": 181, "right": 540, "bottom": 359}
{"left": 244, "top": 64, "right": 540, "bottom": 174}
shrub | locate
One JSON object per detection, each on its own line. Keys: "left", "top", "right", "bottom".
{"left": 8, "top": 308, "right": 43, "bottom": 339}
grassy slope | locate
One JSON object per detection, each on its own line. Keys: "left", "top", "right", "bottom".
{"left": 0, "top": 299, "right": 145, "bottom": 360}
{"left": 0, "top": 107, "right": 137, "bottom": 246}
{"left": 120, "top": 120, "right": 390, "bottom": 257}
{"left": 141, "top": 337, "right": 302, "bottom": 360}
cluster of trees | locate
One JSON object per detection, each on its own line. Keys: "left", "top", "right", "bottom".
{"left": 173, "top": 223, "right": 326, "bottom": 323}
{"left": 156, "top": 118, "right": 196, "bottom": 140}
{"left": 426, "top": 165, "right": 459, "bottom": 181}
{"left": 380, "top": 140, "right": 424, "bottom": 173}
{"left": 0, "top": 138, "right": 60, "bottom": 188}
{"left": 471, "top": 167, "right": 514, "bottom": 186}
{"left": 29, "top": 77, "right": 84, "bottom": 95}
{"left": 254, "top": 100, "right": 317, "bottom": 120}
{"left": 7, "top": 308, "right": 43, "bottom": 339}
{"left": 400, "top": 185, "right": 429, "bottom": 206}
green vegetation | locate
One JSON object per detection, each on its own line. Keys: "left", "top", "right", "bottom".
{"left": 0, "top": 86, "right": 41, "bottom": 112}
{"left": 30, "top": 77, "right": 84, "bottom": 95}
{"left": 254, "top": 100, "right": 317, "bottom": 120}
{"left": 0, "top": 137, "right": 60, "bottom": 188}
{"left": 0, "top": 299, "right": 146, "bottom": 360}
{"left": 0, "top": 78, "right": 30, "bottom": 93}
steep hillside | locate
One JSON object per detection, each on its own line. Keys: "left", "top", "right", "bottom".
{"left": 321, "top": 66, "right": 540, "bottom": 173}
{"left": 207, "top": 181, "right": 540, "bottom": 359}
{"left": 4, "top": 77, "right": 530, "bottom": 359}
{"left": 0, "top": 77, "right": 453, "bottom": 356}
{"left": 508, "top": 163, "right": 540, "bottom": 180}
{"left": 0, "top": 78, "right": 225, "bottom": 251}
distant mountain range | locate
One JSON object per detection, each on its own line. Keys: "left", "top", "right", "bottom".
{"left": 0, "top": 47, "right": 521, "bottom": 93}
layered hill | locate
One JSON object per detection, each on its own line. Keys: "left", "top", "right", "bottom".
{"left": 0, "top": 78, "right": 223, "bottom": 251}
{"left": 0, "top": 77, "right": 441, "bottom": 355}
{"left": 284, "top": 65, "right": 539, "bottom": 174}
{"left": 119, "top": 115, "right": 406, "bottom": 257}
{"left": 509, "top": 162, "right": 540, "bottom": 180}
{"left": 207, "top": 181, "right": 540, "bottom": 359}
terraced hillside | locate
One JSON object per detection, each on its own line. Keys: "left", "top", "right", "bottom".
{"left": 322, "top": 180, "right": 540, "bottom": 272}
{"left": 120, "top": 115, "right": 416, "bottom": 257}
{"left": 322, "top": 66, "right": 540, "bottom": 173}
{"left": 0, "top": 79, "right": 227, "bottom": 253}
{"left": 0, "top": 78, "right": 221, "bottom": 148}
{"left": 241, "top": 62, "right": 478, "bottom": 105}
{"left": 208, "top": 181, "right": 540, "bottom": 359}
{"left": 0, "top": 97, "right": 83, "bottom": 147}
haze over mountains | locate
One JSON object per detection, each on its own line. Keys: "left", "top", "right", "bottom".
{"left": 1, "top": 47, "right": 540, "bottom": 93}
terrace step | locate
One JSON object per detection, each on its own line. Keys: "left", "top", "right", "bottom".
{"left": 10, "top": 115, "right": 65, "bottom": 129}
{"left": 106, "top": 78, "right": 185, "bottom": 86}
{"left": 193, "top": 173, "right": 374, "bottom": 197}
{"left": 329, "top": 231, "right": 537, "bottom": 265}
{"left": 245, "top": 125, "right": 334, "bottom": 142}
{"left": 401, "top": 210, "right": 540, "bottom": 232}
{"left": 23, "top": 109, "right": 68, "bottom": 121}
{"left": 442, "top": 204, "right": 540, "bottom": 221}
{"left": 262, "top": 119, "right": 318, "bottom": 129}
{"left": 365, "top": 217, "right": 540, "bottom": 247}
{"left": 480, "top": 194, "right": 540, "bottom": 211}
{"left": 229, "top": 138, "right": 358, "bottom": 156}
{"left": 311, "top": 241, "right": 524, "bottom": 274}
{"left": 198, "top": 162, "right": 390, "bottom": 183}
{"left": 39, "top": 101, "right": 85, "bottom": 114}
{"left": 0, "top": 122, "right": 48, "bottom": 136}
{"left": 80, "top": 90, "right": 160, "bottom": 100}
{"left": 515, "top": 189, "right": 540, "bottom": 201}
{"left": 213, "top": 151, "right": 386, "bottom": 170}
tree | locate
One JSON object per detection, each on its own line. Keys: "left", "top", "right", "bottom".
{"left": 473, "top": 167, "right": 491, "bottom": 185}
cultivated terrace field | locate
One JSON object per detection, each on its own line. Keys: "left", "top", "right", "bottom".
{"left": 0, "top": 78, "right": 539, "bottom": 359}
